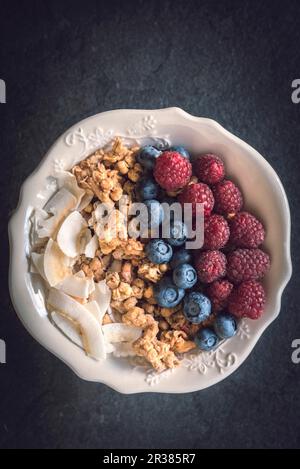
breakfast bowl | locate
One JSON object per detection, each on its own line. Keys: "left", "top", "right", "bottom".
{"left": 8, "top": 107, "right": 292, "bottom": 394}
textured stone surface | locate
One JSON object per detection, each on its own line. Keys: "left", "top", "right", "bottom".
{"left": 1, "top": 0, "right": 300, "bottom": 449}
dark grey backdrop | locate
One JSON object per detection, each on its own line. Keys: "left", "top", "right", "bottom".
{"left": 1, "top": 0, "right": 300, "bottom": 449}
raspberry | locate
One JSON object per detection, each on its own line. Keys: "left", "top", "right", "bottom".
{"left": 203, "top": 214, "right": 230, "bottom": 250}
{"left": 206, "top": 279, "right": 233, "bottom": 312}
{"left": 154, "top": 151, "right": 192, "bottom": 191}
{"left": 228, "top": 280, "right": 266, "bottom": 319}
{"left": 212, "top": 180, "right": 243, "bottom": 217}
{"left": 194, "top": 250, "right": 226, "bottom": 283}
{"left": 229, "top": 211, "right": 265, "bottom": 248}
{"left": 178, "top": 183, "right": 214, "bottom": 217}
{"left": 227, "top": 248, "right": 270, "bottom": 284}
{"left": 194, "top": 154, "right": 225, "bottom": 185}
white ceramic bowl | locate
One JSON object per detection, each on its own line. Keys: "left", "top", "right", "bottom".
{"left": 9, "top": 108, "right": 292, "bottom": 393}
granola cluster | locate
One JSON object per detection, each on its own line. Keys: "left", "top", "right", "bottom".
{"left": 71, "top": 138, "right": 196, "bottom": 372}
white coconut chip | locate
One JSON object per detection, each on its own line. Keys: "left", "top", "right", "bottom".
{"left": 57, "top": 211, "right": 88, "bottom": 258}
{"left": 57, "top": 274, "right": 95, "bottom": 299}
{"left": 43, "top": 239, "right": 73, "bottom": 287}
{"left": 56, "top": 171, "right": 85, "bottom": 201}
{"left": 84, "top": 300, "right": 104, "bottom": 323}
{"left": 43, "top": 186, "right": 77, "bottom": 216}
{"left": 79, "top": 228, "right": 92, "bottom": 254}
{"left": 90, "top": 280, "right": 111, "bottom": 316}
{"left": 111, "top": 342, "right": 137, "bottom": 358}
{"left": 56, "top": 171, "right": 94, "bottom": 211}
{"left": 38, "top": 188, "right": 77, "bottom": 238}
{"left": 51, "top": 312, "right": 115, "bottom": 355}
{"left": 84, "top": 234, "right": 99, "bottom": 258}
{"left": 47, "top": 289, "right": 106, "bottom": 360}
{"left": 77, "top": 191, "right": 94, "bottom": 212}
{"left": 105, "top": 342, "right": 116, "bottom": 354}
{"left": 51, "top": 311, "right": 83, "bottom": 347}
{"left": 102, "top": 323, "right": 142, "bottom": 343}
{"left": 30, "top": 208, "right": 49, "bottom": 247}
{"left": 31, "top": 252, "right": 47, "bottom": 281}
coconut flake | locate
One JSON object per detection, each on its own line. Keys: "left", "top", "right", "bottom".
{"left": 79, "top": 228, "right": 92, "bottom": 254}
{"left": 77, "top": 191, "right": 94, "bottom": 212}
{"left": 57, "top": 274, "right": 95, "bottom": 299}
{"left": 56, "top": 171, "right": 93, "bottom": 211}
{"left": 38, "top": 188, "right": 77, "bottom": 238}
{"left": 51, "top": 311, "right": 83, "bottom": 348}
{"left": 43, "top": 187, "right": 77, "bottom": 216}
{"left": 56, "top": 171, "right": 85, "bottom": 201}
{"left": 111, "top": 342, "right": 137, "bottom": 357}
{"left": 91, "top": 280, "right": 111, "bottom": 316}
{"left": 84, "top": 234, "right": 99, "bottom": 258}
{"left": 102, "top": 323, "right": 142, "bottom": 343}
{"left": 57, "top": 211, "right": 87, "bottom": 258}
{"left": 43, "top": 239, "right": 73, "bottom": 287}
{"left": 30, "top": 208, "right": 49, "bottom": 247}
{"left": 31, "top": 252, "right": 47, "bottom": 281}
{"left": 85, "top": 300, "right": 104, "bottom": 323}
{"left": 47, "top": 288, "right": 106, "bottom": 360}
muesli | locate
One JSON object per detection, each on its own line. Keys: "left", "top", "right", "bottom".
{"left": 30, "top": 139, "right": 270, "bottom": 371}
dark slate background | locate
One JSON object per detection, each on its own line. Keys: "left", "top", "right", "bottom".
{"left": 0, "top": 0, "right": 299, "bottom": 449}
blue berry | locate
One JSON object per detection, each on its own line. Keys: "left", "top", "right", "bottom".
{"left": 169, "top": 145, "right": 190, "bottom": 159}
{"left": 137, "top": 145, "right": 161, "bottom": 170}
{"left": 195, "top": 328, "right": 219, "bottom": 351}
{"left": 214, "top": 313, "right": 237, "bottom": 339}
{"left": 154, "top": 277, "right": 185, "bottom": 308}
{"left": 146, "top": 239, "right": 173, "bottom": 264}
{"left": 137, "top": 178, "right": 159, "bottom": 200}
{"left": 183, "top": 292, "right": 211, "bottom": 324}
{"left": 144, "top": 199, "right": 164, "bottom": 227}
{"left": 170, "top": 248, "right": 192, "bottom": 269}
{"left": 167, "top": 220, "right": 188, "bottom": 246}
{"left": 173, "top": 263, "right": 197, "bottom": 289}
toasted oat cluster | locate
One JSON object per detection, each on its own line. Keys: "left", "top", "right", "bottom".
{"left": 71, "top": 139, "right": 196, "bottom": 371}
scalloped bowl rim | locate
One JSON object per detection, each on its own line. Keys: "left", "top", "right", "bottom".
{"left": 8, "top": 107, "right": 292, "bottom": 393}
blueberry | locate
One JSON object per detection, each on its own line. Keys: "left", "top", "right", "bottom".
{"left": 183, "top": 292, "right": 211, "bottom": 324}
{"left": 170, "top": 145, "right": 190, "bottom": 159}
{"left": 214, "top": 313, "right": 237, "bottom": 339}
{"left": 195, "top": 328, "right": 219, "bottom": 351}
{"left": 137, "top": 178, "right": 159, "bottom": 200}
{"left": 146, "top": 239, "right": 173, "bottom": 264}
{"left": 154, "top": 277, "right": 185, "bottom": 308}
{"left": 170, "top": 248, "right": 192, "bottom": 269}
{"left": 166, "top": 220, "right": 188, "bottom": 246}
{"left": 137, "top": 145, "right": 161, "bottom": 170}
{"left": 173, "top": 263, "right": 197, "bottom": 289}
{"left": 144, "top": 199, "right": 164, "bottom": 227}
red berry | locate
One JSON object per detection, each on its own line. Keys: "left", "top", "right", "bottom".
{"left": 203, "top": 214, "right": 230, "bottom": 250}
{"left": 212, "top": 180, "right": 243, "bottom": 217}
{"left": 206, "top": 279, "right": 233, "bottom": 312}
{"left": 178, "top": 183, "right": 214, "bottom": 217}
{"left": 194, "top": 154, "right": 225, "bottom": 185}
{"left": 194, "top": 250, "right": 227, "bottom": 283}
{"left": 227, "top": 248, "right": 270, "bottom": 284}
{"left": 228, "top": 280, "right": 266, "bottom": 319}
{"left": 229, "top": 211, "right": 265, "bottom": 248}
{"left": 154, "top": 151, "right": 192, "bottom": 191}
